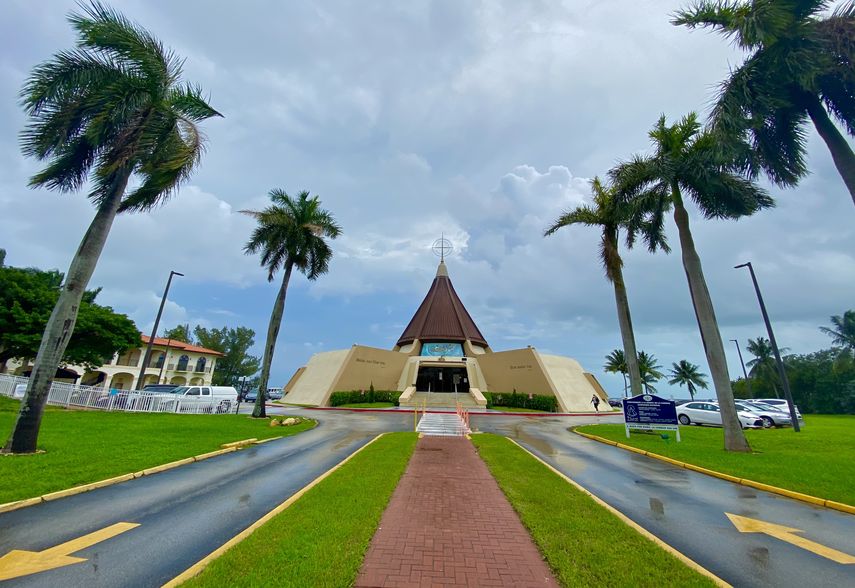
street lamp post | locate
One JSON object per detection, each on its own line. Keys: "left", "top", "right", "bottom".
{"left": 734, "top": 262, "right": 800, "bottom": 432}
{"left": 136, "top": 271, "right": 184, "bottom": 390}
{"left": 729, "top": 339, "right": 752, "bottom": 398}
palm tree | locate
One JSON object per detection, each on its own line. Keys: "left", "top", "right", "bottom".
{"left": 611, "top": 113, "right": 772, "bottom": 452}
{"left": 746, "top": 337, "right": 789, "bottom": 398}
{"left": 820, "top": 310, "right": 855, "bottom": 350}
{"left": 546, "top": 178, "right": 653, "bottom": 398}
{"left": 668, "top": 359, "right": 709, "bottom": 400}
{"left": 604, "top": 349, "right": 629, "bottom": 396}
{"left": 4, "top": 2, "right": 220, "bottom": 454}
{"left": 674, "top": 1, "right": 855, "bottom": 206}
{"left": 637, "top": 351, "right": 664, "bottom": 393}
{"left": 242, "top": 190, "right": 341, "bottom": 418}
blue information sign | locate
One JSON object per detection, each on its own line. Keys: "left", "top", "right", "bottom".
{"left": 622, "top": 394, "right": 680, "bottom": 440}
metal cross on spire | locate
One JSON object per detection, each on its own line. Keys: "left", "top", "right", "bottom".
{"left": 432, "top": 234, "right": 453, "bottom": 261}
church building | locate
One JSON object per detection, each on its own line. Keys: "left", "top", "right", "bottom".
{"left": 283, "top": 259, "right": 610, "bottom": 412}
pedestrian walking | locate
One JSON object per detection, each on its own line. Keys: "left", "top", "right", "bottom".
{"left": 591, "top": 394, "right": 600, "bottom": 412}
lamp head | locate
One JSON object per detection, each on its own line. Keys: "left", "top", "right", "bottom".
{"left": 172, "top": 271, "right": 185, "bottom": 277}
{"left": 734, "top": 262, "right": 749, "bottom": 269}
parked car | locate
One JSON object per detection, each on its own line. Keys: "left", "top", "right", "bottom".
{"left": 608, "top": 398, "right": 623, "bottom": 408}
{"left": 163, "top": 386, "right": 238, "bottom": 413}
{"left": 752, "top": 398, "right": 804, "bottom": 420}
{"left": 677, "top": 401, "right": 764, "bottom": 428}
{"left": 244, "top": 390, "right": 269, "bottom": 403}
{"left": 143, "top": 384, "right": 178, "bottom": 394}
{"left": 733, "top": 401, "right": 792, "bottom": 428}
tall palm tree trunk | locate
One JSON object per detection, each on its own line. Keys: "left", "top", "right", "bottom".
{"left": 805, "top": 96, "right": 855, "bottom": 207}
{"left": 672, "top": 188, "right": 751, "bottom": 452}
{"left": 3, "top": 170, "right": 131, "bottom": 454}
{"left": 253, "top": 261, "right": 293, "bottom": 418}
{"left": 610, "top": 260, "right": 643, "bottom": 397}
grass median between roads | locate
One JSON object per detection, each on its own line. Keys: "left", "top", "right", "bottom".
{"left": 184, "top": 432, "right": 418, "bottom": 588}
{"left": 576, "top": 415, "right": 855, "bottom": 506}
{"left": 472, "top": 434, "right": 715, "bottom": 587}
{"left": 0, "top": 396, "right": 315, "bottom": 504}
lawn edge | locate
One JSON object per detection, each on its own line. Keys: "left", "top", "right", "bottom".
{"left": 504, "top": 437, "right": 730, "bottom": 588}
{"left": 574, "top": 429, "right": 855, "bottom": 516}
{"left": 0, "top": 433, "right": 298, "bottom": 514}
{"left": 162, "top": 432, "right": 388, "bottom": 588}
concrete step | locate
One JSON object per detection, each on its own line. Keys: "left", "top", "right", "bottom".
{"left": 416, "top": 413, "right": 470, "bottom": 437}
{"left": 402, "top": 392, "right": 480, "bottom": 408}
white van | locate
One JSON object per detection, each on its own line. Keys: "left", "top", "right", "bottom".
{"left": 161, "top": 385, "right": 238, "bottom": 413}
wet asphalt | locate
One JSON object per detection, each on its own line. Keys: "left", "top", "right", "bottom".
{"left": 0, "top": 408, "right": 852, "bottom": 587}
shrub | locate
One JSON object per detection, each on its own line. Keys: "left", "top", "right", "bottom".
{"left": 483, "top": 391, "right": 558, "bottom": 412}
{"left": 329, "top": 389, "right": 402, "bottom": 407}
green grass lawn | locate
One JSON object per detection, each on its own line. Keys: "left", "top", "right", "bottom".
{"left": 576, "top": 415, "right": 855, "bottom": 505}
{"left": 472, "top": 434, "right": 714, "bottom": 587}
{"left": 337, "top": 402, "right": 396, "bottom": 408}
{"left": 184, "top": 432, "right": 418, "bottom": 588}
{"left": 0, "top": 396, "right": 315, "bottom": 504}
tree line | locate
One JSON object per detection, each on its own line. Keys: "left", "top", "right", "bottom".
{"left": 603, "top": 311, "right": 855, "bottom": 415}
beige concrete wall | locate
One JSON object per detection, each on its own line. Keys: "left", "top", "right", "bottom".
{"left": 284, "top": 349, "right": 351, "bottom": 406}
{"left": 283, "top": 367, "right": 306, "bottom": 393}
{"left": 476, "top": 348, "right": 556, "bottom": 397}
{"left": 538, "top": 353, "right": 615, "bottom": 412}
{"left": 331, "top": 345, "right": 410, "bottom": 393}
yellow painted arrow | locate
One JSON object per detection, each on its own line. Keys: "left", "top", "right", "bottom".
{"left": 0, "top": 522, "right": 139, "bottom": 581}
{"left": 726, "top": 513, "right": 855, "bottom": 565}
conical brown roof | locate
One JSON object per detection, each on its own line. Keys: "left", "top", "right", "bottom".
{"left": 396, "top": 261, "right": 489, "bottom": 348}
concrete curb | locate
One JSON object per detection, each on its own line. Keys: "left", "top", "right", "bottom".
{"left": 574, "top": 430, "right": 855, "bottom": 516}
{"left": 0, "top": 437, "right": 280, "bottom": 515}
{"left": 161, "top": 432, "right": 389, "bottom": 587}
{"left": 505, "top": 438, "right": 730, "bottom": 587}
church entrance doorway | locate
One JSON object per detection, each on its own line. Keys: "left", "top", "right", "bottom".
{"left": 416, "top": 366, "right": 469, "bottom": 393}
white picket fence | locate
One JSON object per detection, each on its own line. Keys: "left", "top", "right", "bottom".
{"left": 0, "top": 373, "right": 235, "bottom": 415}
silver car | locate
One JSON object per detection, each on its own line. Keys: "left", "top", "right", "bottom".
{"left": 734, "top": 401, "right": 792, "bottom": 428}
{"left": 677, "top": 401, "right": 764, "bottom": 428}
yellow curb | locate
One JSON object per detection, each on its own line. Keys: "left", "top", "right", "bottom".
{"left": 141, "top": 457, "right": 196, "bottom": 476}
{"left": 252, "top": 436, "right": 282, "bottom": 445}
{"left": 682, "top": 463, "right": 742, "bottom": 484}
{"left": 0, "top": 496, "right": 44, "bottom": 514}
{"left": 193, "top": 447, "right": 237, "bottom": 462}
{"left": 616, "top": 443, "right": 648, "bottom": 456}
{"left": 576, "top": 430, "right": 855, "bottom": 514}
{"left": 42, "top": 473, "right": 136, "bottom": 502}
{"left": 220, "top": 438, "right": 257, "bottom": 449}
{"left": 162, "top": 433, "right": 388, "bottom": 587}
{"left": 740, "top": 480, "right": 826, "bottom": 507}
{"left": 506, "top": 438, "right": 730, "bottom": 588}
{"left": 0, "top": 436, "right": 283, "bottom": 514}
{"left": 826, "top": 501, "right": 855, "bottom": 515}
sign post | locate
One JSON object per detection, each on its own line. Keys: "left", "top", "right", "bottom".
{"left": 622, "top": 394, "right": 680, "bottom": 441}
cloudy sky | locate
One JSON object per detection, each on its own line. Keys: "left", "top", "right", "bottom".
{"left": 1, "top": 1, "right": 853, "bottom": 396}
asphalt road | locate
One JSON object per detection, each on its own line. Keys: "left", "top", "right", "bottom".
{"left": 1, "top": 408, "right": 853, "bottom": 587}
{"left": 0, "top": 409, "right": 411, "bottom": 587}
{"left": 474, "top": 414, "right": 855, "bottom": 588}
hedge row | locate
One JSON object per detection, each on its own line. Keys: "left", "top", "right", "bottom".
{"left": 329, "top": 389, "right": 402, "bottom": 407}
{"left": 484, "top": 391, "right": 558, "bottom": 412}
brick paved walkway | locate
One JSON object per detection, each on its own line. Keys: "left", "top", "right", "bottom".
{"left": 355, "top": 436, "right": 558, "bottom": 587}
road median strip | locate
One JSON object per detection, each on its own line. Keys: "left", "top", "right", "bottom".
{"left": 164, "top": 433, "right": 391, "bottom": 587}
{"left": 0, "top": 436, "right": 277, "bottom": 515}
{"left": 574, "top": 430, "right": 855, "bottom": 516}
